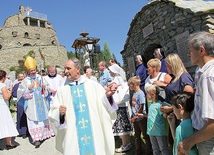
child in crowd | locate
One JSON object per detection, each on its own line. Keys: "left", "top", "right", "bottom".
{"left": 167, "top": 92, "right": 198, "bottom": 155}
{"left": 128, "top": 76, "right": 152, "bottom": 155}
{"left": 137, "top": 85, "right": 169, "bottom": 155}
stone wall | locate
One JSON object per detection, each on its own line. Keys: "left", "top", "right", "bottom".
{"left": 121, "top": 0, "right": 214, "bottom": 78}
{"left": 0, "top": 5, "right": 67, "bottom": 73}
{"left": 0, "top": 46, "right": 66, "bottom": 71}
{"left": 0, "top": 26, "right": 59, "bottom": 49}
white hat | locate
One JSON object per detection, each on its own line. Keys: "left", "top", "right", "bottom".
{"left": 109, "top": 64, "right": 120, "bottom": 74}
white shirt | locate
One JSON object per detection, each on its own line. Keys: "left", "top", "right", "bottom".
{"left": 44, "top": 74, "right": 64, "bottom": 91}
{"left": 144, "top": 72, "right": 166, "bottom": 90}
{"left": 192, "top": 59, "right": 214, "bottom": 130}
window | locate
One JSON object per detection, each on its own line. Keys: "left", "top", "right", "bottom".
{"left": 35, "top": 34, "right": 40, "bottom": 39}
{"left": 51, "top": 40, "right": 55, "bottom": 45}
{"left": 17, "top": 42, "right": 21, "bottom": 46}
{"left": 23, "top": 43, "right": 32, "bottom": 46}
{"left": 24, "top": 32, "right": 29, "bottom": 38}
{"left": 12, "top": 31, "right": 17, "bottom": 37}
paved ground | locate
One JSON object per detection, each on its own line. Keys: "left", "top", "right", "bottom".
{"left": 0, "top": 136, "right": 126, "bottom": 155}
{"left": 0, "top": 136, "right": 62, "bottom": 155}
{"left": 0, "top": 110, "right": 126, "bottom": 155}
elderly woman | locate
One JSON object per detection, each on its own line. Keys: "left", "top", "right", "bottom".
{"left": 109, "top": 64, "right": 132, "bottom": 153}
{"left": 153, "top": 48, "right": 168, "bottom": 73}
{"left": 144, "top": 58, "right": 172, "bottom": 100}
{"left": 85, "top": 67, "right": 97, "bottom": 82}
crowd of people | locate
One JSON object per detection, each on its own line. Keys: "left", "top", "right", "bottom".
{"left": 0, "top": 31, "right": 214, "bottom": 155}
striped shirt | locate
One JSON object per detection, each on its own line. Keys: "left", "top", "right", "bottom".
{"left": 191, "top": 59, "right": 214, "bottom": 130}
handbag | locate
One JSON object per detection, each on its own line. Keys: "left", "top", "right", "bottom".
{"left": 157, "top": 72, "right": 166, "bottom": 100}
{"left": 112, "top": 82, "right": 130, "bottom": 105}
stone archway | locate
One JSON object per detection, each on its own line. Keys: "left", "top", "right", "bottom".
{"left": 121, "top": 0, "right": 214, "bottom": 78}
{"left": 143, "top": 44, "right": 162, "bottom": 63}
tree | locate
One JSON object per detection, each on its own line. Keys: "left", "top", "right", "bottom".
{"left": 67, "top": 51, "right": 76, "bottom": 59}
{"left": 96, "top": 42, "right": 114, "bottom": 67}
{"left": 103, "top": 42, "right": 112, "bottom": 63}
{"left": 112, "top": 53, "right": 117, "bottom": 60}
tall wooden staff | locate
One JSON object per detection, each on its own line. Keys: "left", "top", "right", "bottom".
{"left": 39, "top": 48, "right": 45, "bottom": 94}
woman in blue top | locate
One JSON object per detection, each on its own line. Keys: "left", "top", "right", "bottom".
{"left": 135, "top": 55, "right": 147, "bottom": 93}
{"left": 161, "top": 53, "right": 195, "bottom": 113}
{"left": 161, "top": 53, "right": 195, "bottom": 151}
{"left": 167, "top": 92, "right": 198, "bottom": 155}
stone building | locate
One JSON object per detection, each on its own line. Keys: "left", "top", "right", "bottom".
{"left": 121, "top": 0, "right": 214, "bottom": 78}
{"left": 0, "top": 5, "right": 67, "bottom": 73}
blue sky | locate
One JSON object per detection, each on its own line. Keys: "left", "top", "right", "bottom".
{"left": 0, "top": 1, "right": 147, "bottom": 65}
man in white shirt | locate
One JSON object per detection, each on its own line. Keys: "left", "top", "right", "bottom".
{"left": 178, "top": 31, "right": 214, "bottom": 155}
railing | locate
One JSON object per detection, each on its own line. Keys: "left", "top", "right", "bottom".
{"left": 24, "top": 11, "right": 47, "bottom": 21}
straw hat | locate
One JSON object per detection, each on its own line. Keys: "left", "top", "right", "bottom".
{"left": 24, "top": 56, "right": 36, "bottom": 70}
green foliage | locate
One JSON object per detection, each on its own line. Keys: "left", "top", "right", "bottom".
{"left": 67, "top": 42, "right": 118, "bottom": 70}
{"left": 9, "top": 99, "right": 16, "bottom": 117}
{"left": 96, "top": 42, "right": 113, "bottom": 66}
{"left": 16, "top": 67, "right": 26, "bottom": 74}
{"left": 97, "top": 50, "right": 104, "bottom": 62}
{"left": 67, "top": 51, "right": 76, "bottom": 59}
{"left": 91, "top": 53, "right": 100, "bottom": 70}
{"left": 9, "top": 66, "right": 16, "bottom": 71}
{"left": 9, "top": 65, "right": 26, "bottom": 76}
{"left": 23, "top": 50, "right": 35, "bottom": 60}
{"left": 9, "top": 50, "right": 36, "bottom": 76}
{"left": 103, "top": 42, "right": 112, "bottom": 63}
{"left": 115, "top": 135, "right": 137, "bottom": 155}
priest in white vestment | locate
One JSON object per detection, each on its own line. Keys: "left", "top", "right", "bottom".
{"left": 44, "top": 65, "right": 65, "bottom": 109}
{"left": 49, "top": 58, "right": 118, "bottom": 155}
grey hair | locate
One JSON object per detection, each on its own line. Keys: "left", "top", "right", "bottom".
{"left": 86, "top": 68, "right": 93, "bottom": 73}
{"left": 188, "top": 31, "right": 214, "bottom": 56}
{"left": 69, "top": 58, "right": 81, "bottom": 69}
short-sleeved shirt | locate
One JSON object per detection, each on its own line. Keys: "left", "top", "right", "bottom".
{"left": 131, "top": 90, "right": 146, "bottom": 121}
{"left": 165, "top": 72, "right": 194, "bottom": 103}
{"left": 99, "top": 69, "right": 112, "bottom": 87}
{"left": 192, "top": 59, "right": 214, "bottom": 130}
{"left": 174, "top": 119, "right": 198, "bottom": 155}
{"left": 147, "top": 101, "right": 166, "bottom": 136}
